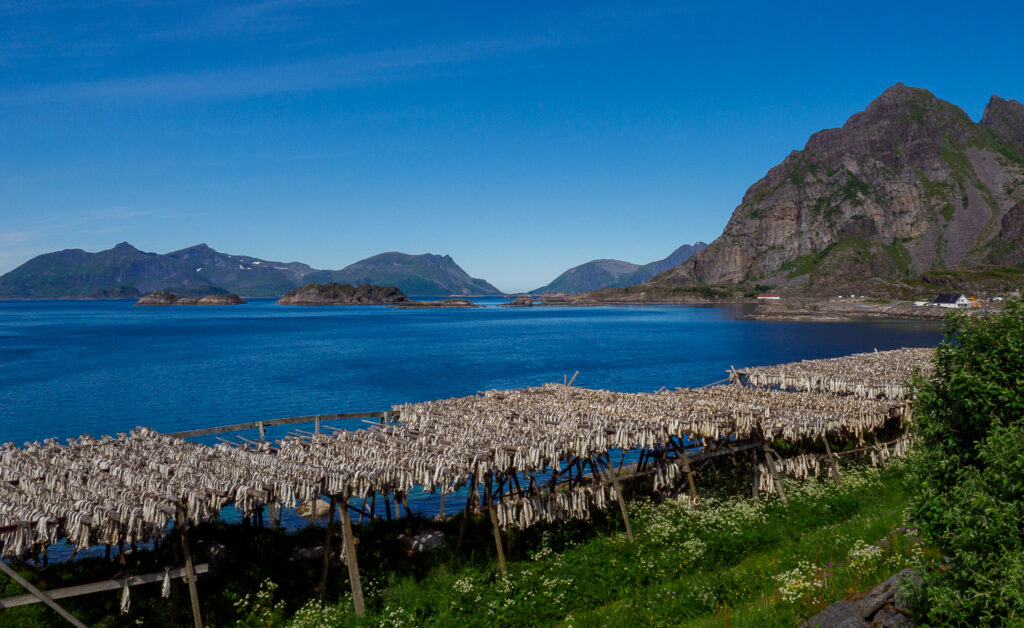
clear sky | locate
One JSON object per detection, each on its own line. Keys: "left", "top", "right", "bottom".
{"left": 2, "top": 1, "right": 1022, "bottom": 293}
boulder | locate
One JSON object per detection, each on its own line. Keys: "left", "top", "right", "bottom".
{"left": 397, "top": 530, "right": 446, "bottom": 553}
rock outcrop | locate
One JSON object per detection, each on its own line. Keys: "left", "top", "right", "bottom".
{"left": 802, "top": 568, "right": 918, "bottom": 627}
{"left": 646, "top": 84, "right": 1024, "bottom": 292}
{"left": 136, "top": 290, "right": 246, "bottom": 305}
{"left": 391, "top": 298, "right": 479, "bottom": 308}
{"left": 502, "top": 296, "right": 535, "bottom": 307}
{"left": 276, "top": 282, "right": 409, "bottom": 305}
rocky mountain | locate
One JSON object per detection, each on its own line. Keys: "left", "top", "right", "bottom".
{"left": 311, "top": 252, "right": 502, "bottom": 297}
{"left": 277, "top": 282, "right": 409, "bottom": 305}
{"left": 0, "top": 244, "right": 502, "bottom": 298}
{"left": 646, "top": 84, "right": 1024, "bottom": 292}
{"left": 530, "top": 242, "right": 707, "bottom": 294}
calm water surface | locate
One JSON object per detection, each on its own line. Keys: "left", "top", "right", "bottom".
{"left": 1, "top": 298, "right": 943, "bottom": 444}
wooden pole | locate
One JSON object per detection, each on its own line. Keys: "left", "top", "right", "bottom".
{"left": 319, "top": 496, "right": 337, "bottom": 603}
{"left": 400, "top": 494, "right": 413, "bottom": 518}
{"left": 179, "top": 522, "right": 203, "bottom": 628}
{"left": 822, "top": 434, "right": 842, "bottom": 485}
{"left": 483, "top": 476, "right": 506, "bottom": 574}
{"left": 0, "top": 561, "right": 87, "bottom": 628}
{"left": 339, "top": 499, "right": 365, "bottom": 617}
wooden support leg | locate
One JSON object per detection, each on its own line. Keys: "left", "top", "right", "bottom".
{"left": 0, "top": 561, "right": 87, "bottom": 628}
{"left": 401, "top": 494, "right": 413, "bottom": 518}
{"left": 680, "top": 449, "right": 698, "bottom": 502}
{"left": 763, "top": 449, "right": 788, "bottom": 505}
{"left": 595, "top": 456, "right": 634, "bottom": 543}
{"left": 179, "top": 523, "right": 203, "bottom": 628}
{"left": 456, "top": 471, "right": 477, "bottom": 551}
{"left": 319, "top": 496, "right": 337, "bottom": 603}
{"left": 483, "top": 477, "right": 506, "bottom": 574}
{"left": 339, "top": 499, "right": 365, "bottom": 617}
{"left": 822, "top": 435, "right": 842, "bottom": 486}
{"left": 384, "top": 496, "right": 392, "bottom": 522}
{"left": 751, "top": 449, "right": 760, "bottom": 502}
{"left": 439, "top": 492, "right": 446, "bottom": 517}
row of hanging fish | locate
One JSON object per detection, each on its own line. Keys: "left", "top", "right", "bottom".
{"left": 734, "top": 348, "right": 933, "bottom": 399}
{"left": 493, "top": 483, "right": 613, "bottom": 530}
{"left": 757, "top": 432, "right": 915, "bottom": 494}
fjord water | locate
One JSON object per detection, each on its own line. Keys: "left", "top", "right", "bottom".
{"left": 1, "top": 298, "right": 943, "bottom": 446}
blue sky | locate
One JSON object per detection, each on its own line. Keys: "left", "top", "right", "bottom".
{"left": 1, "top": 1, "right": 1022, "bottom": 292}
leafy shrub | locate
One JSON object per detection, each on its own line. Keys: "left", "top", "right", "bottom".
{"left": 908, "top": 298, "right": 1024, "bottom": 624}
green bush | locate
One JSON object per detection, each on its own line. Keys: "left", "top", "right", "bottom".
{"left": 908, "top": 298, "right": 1024, "bottom": 624}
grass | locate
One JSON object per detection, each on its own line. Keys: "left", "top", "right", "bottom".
{"left": 277, "top": 462, "right": 922, "bottom": 627}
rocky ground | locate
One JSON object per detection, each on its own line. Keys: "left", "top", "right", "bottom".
{"left": 802, "top": 569, "right": 918, "bottom": 627}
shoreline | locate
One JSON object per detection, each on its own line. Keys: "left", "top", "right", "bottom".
{"left": 741, "top": 299, "right": 994, "bottom": 322}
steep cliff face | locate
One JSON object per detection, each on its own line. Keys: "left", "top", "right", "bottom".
{"left": 651, "top": 84, "right": 1024, "bottom": 290}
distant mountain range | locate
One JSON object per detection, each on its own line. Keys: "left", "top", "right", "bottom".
{"left": 641, "top": 84, "right": 1024, "bottom": 294}
{"left": 529, "top": 243, "right": 707, "bottom": 294}
{"left": 0, "top": 243, "right": 502, "bottom": 298}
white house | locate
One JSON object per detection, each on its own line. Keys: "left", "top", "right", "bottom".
{"left": 932, "top": 293, "right": 971, "bottom": 309}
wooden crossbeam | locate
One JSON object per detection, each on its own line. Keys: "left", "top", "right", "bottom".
{"left": 0, "top": 563, "right": 210, "bottom": 609}
{"left": 168, "top": 411, "right": 396, "bottom": 439}
{"left": 0, "top": 560, "right": 86, "bottom": 626}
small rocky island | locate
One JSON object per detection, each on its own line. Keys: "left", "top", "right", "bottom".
{"left": 391, "top": 298, "right": 480, "bottom": 308}
{"left": 136, "top": 290, "right": 246, "bottom": 306}
{"left": 277, "top": 282, "right": 410, "bottom": 305}
{"left": 501, "top": 296, "right": 535, "bottom": 307}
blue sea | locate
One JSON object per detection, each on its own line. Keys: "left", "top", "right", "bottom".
{"left": 0, "top": 298, "right": 944, "bottom": 445}
{"left": 0, "top": 298, "right": 943, "bottom": 539}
